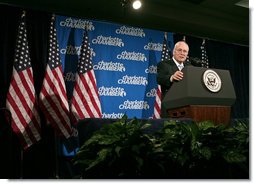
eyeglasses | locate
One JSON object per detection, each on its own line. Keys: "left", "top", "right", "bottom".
{"left": 175, "top": 48, "right": 188, "bottom": 54}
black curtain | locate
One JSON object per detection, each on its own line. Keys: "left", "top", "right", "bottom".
{"left": 0, "top": 5, "right": 56, "bottom": 179}
{"left": 0, "top": 4, "right": 249, "bottom": 179}
{"left": 206, "top": 40, "right": 249, "bottom": 119}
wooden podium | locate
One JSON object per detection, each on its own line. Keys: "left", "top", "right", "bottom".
{"left": 167, "top": 105, "right": 231, "bottom": 125}
{"left": 162, "top": 66, "right": 236, "bottom": 125}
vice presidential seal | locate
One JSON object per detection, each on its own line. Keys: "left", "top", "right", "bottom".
{"left": 202, "top": 69, "right": 221, "bottom": 92}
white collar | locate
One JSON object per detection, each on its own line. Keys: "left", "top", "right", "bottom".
{"left": 172, "top": 57, "right": 184, "bottom": 67}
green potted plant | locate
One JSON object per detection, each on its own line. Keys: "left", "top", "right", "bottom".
{"left": 72, "top": 117, "right": 249, "bottom": 179}
{"left": 72, "top": 115, "right": 156, "bottom": 178}
{"left": 153, "top": 119, "right": 249, "bottom": 178}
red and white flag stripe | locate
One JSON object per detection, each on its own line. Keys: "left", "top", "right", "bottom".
{"left": 71, "top": 71, "right": 102, "bottom": 119}
{"left": 153, "top": 85, "right": 161, "bottom": 119}
{"left": 6, "top": 12, "right": 41, "bottom": 149}
{"left": 39, "top": 65, "right": 72, "bottom": 138}
{"left": 39, "top": 15, "right": 72, "bottom": 138}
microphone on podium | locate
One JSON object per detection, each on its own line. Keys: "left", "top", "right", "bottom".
{"left": 187, "top": 57, "right": 206, "bottom": 67}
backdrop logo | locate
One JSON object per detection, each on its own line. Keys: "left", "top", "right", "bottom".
{"left": 144, "top": 42, "right": 163, "bottom": 51}
{"left": 116, "top": 26, "right": 145, "bottom": 37}
{"left": 93, "top": 61, "right": 126, "bottom": 72}
{"left": 98, "top": 86, "right": 126, "bottom": 97}
{"left": 60, "top": 45, "right": 95, "bottom": 57}
{"left": 60, "top": 45, "right": 80, "bottom": 55}
{"left": 102, "top": 112, "right": 125, "bottom": 119}
{"left": 92, "top": 35, "right": 124, "bottom": 47}
{"left": 59, "top": 18, "right": 94, "bottom": 30}
{"left": 145, "top": 65, "right": 157, "bottom": 74}
{"left": 146, "top": 88, "right": 157, "bottom": 97}
{"left": 118, "top": 75, "right": 148, "bottom": 85}
{"left": 64, "top": 72, "right": 76, "bottom": 82}
{"left": 117, "top": 51, "right": 147, "bottom": 62}
{"left": 119, "top": 100, "right": 149, "bottom": 110}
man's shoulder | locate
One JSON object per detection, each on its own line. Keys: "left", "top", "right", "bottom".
{"left": 157, "top": 59, "right": 173, "bottom": 65}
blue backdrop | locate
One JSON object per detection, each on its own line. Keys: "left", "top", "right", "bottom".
{"left": 56, "top": 15, "right": 174, "bottom": 119}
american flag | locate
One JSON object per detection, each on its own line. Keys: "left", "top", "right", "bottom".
{"left": 153, "top": 32, "right": 171, "bottom": 119}
{"left": 153, "top": 85, "right": 161, "bottom": 119}
{"left": 39, "top": 15, "right": 72, "bottom": 138}
{"left": 201, "top": 39, "right": 209, "bottom": 68}
{"left": 6, "top": 12, "right": 41, "bottom": 149}
{"left": 71, "top": 30, "right": 102, "bottom": 121}
{"left": 161, "top": 33, "right": 171, "bottom": 61}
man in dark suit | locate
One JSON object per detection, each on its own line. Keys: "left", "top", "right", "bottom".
{"left": 157, "top": 41, "right": 191, "bottom": 117}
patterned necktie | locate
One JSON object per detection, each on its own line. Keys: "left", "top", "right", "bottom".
{"left": 178, "top": 65, "right": 184, "bottom": 71}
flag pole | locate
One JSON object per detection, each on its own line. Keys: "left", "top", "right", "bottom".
{"left": 1, "top": 108, "right": 13, "bottom": 178}
{"left": 22, "top": 10, "right": 26, "bottom": 18}
{"left": 54, "top": 131, "right": 60, "bottom": 179}
{"left": 183, "top": 35, "right": 186, "bottom": 41}
{"left": 8, "top": 108, "right": 24, "bottom": 179}
{"left": 202, "top": 38, "right": 206, "bottom": 45}
{"left": 19, "top": 11, "right": 25, "bottom": 177}
{"left": 164, "top": 32, "right": 167, "bottom": 40}
{"left": 20, "top": 148, "right": 23, "bottom": 179}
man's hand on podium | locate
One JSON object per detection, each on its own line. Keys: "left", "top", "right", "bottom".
{"left": 170, "top": 71, "right": 183, "bottom": 82}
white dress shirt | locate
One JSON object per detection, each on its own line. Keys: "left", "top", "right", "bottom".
{"left": 170, "top": 58, "right": 184, "bottom": 82}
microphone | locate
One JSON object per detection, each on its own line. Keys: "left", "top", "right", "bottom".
{"left": 188, "top": 57, "right": 206, "bottom": 67}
